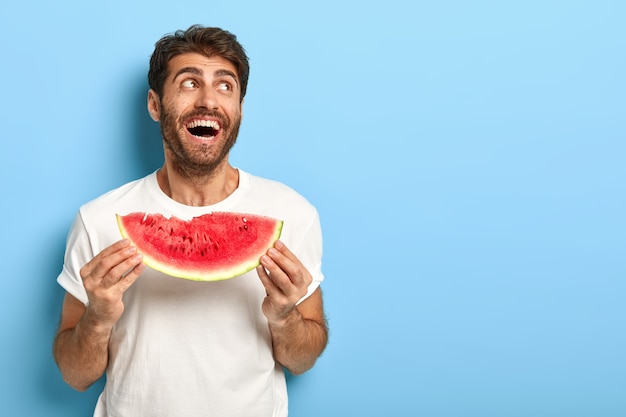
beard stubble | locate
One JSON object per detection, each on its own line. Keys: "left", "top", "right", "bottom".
{"left": 159, "top": 104, "right": 241, "bottom": 183}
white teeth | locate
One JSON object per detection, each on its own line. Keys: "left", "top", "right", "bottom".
{"left": 187, "top": 119, "right": 220, "bottom": 130}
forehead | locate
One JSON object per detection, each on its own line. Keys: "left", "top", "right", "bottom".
{"left": 167, "top": 52, "right": 238, "bottom": 81}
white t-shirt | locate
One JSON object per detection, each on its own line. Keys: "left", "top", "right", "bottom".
{"left": 57, "top": 170, "right": 324, "bottom": 417}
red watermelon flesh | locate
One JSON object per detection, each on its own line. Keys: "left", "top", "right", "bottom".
{"left": 116, "top": 212, "right": 283, "bottom": 281}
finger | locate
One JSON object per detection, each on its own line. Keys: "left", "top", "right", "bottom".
{"left": 95, "top": 247, "right": 141, "bottom": 287}
{"left": 259, "top": 254, "right": 308, "bottom": 301}
{"left": 256, "top": 264, "right": 281, "bottom": 297}
{"left": 82, "top": 244, "right": 143, "bottom": 288}
{"left": 116, "top": 260, "right": 146, "bottom": 292}
{"left": 102, "top": 252, "right": 144, "bottom": 288}
{"left": 81, "top": 239, "right": 132, "bottom": 277}
{"left": 265, "top": 246, "right": 309, "bottom": 288}
{"left": 261, "top": 249, "right": 293, "bottom": 293}
{"left": 272, "top": 240, "right": 298, "bottom": 263}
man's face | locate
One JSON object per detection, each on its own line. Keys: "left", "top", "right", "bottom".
{"left": 148, "top": 53, "right": 243, "bottom": 178}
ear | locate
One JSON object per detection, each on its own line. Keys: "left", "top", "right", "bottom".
{"left": 147, "top": 89, "right": 161, "bottom": 122}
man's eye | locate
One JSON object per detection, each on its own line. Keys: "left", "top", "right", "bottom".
{"left": 181, "top": 79, "right": 197, "bottom": 89}
{"left": 217, "top": 82, "right": 232, "bottom": 91}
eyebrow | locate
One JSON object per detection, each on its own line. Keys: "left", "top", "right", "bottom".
{"left": 214, "top": 69, "right": 239, "bottom": 85}
{"left": 172, "top": 67, "right": 239, "bottom": 86}
{"left": 173, "top": 66, "right": 203, "bottom": 80}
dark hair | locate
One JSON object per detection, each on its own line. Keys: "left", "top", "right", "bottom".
{"left": 148, "top": 25, "right": 249, "bottom": 102}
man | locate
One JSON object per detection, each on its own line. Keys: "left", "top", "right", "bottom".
{"left": 53, "top": 25, "right": 328, "bottom": 417}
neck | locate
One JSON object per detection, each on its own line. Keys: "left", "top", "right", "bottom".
{"left": 157, "top": 160, "right": 239, "bottom": 207}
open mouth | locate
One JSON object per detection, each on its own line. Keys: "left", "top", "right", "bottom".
{"left": 186, "top": 119, "right": 221, "bottom": 139}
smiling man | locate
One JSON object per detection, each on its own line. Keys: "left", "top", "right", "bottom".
{"left": 152, "top": 53, "right": 243, "bottom": 193}
{"left": 53, "top": 26, "right": 328, "bottom": 417}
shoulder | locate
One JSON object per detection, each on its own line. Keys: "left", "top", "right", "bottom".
{"left": 79, "top": 174, "right": 153, "bottom": 216}
{"left": 237, "top": 170, "right": 321, "bottom": 239}
{"left": 75, "top": 173, "right": 156, "bottom": 239}
{"left": 242, "top": 171, "right": 316, "bottom": 211}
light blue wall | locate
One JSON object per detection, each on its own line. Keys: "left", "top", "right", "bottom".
{"left": 1, "top": 1, "right": 624, "bottom": 415}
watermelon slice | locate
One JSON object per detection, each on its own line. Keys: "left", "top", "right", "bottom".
{"left": 116, "top": 212, "right": 283, "bottom": 281}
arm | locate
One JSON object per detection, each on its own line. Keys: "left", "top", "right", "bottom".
{"left": 257, "top": 241, "right": 328, "bottom": 375}
{"left": 53, "top": 239, "right": 144, "bottom": 391}
{"left": 53, "top": 293, "right": 110, "bottom": 391}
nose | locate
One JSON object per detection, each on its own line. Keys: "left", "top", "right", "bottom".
{"left": 196, "top": 86, "right": 219, "bottom": 110}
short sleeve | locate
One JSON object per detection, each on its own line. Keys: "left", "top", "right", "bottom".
{"left": 56, "top": 212, "right": 94, "bottom": 305}
{"left": 294, "top": 209, "right": 324, "bottom": 304}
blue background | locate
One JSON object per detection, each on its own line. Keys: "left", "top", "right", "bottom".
{"left": 1, "top": 1, "right": 624, "bottom": 416}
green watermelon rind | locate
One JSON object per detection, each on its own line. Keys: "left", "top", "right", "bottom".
{"left": 116, "top": 212, "right": 283, "bottom": 282}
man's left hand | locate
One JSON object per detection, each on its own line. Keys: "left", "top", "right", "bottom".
{"left": 256, "top": 240, "right": 312, "bottom": 323}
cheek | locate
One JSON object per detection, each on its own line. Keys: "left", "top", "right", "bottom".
{"left": 161, "top": 100, "right": 187, "bottom": 124}
{"left": 163, "top": 93, "right": 193, "bottom": 112}
{"left": 225, "top": 103, "right": 242, "bottom": 120}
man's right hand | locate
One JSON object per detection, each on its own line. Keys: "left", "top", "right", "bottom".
{"left": 80, "top": 238, "right": 145, "bottom": 328}
{"left": 53, "top": 239, "right": 145, "bottom": 391}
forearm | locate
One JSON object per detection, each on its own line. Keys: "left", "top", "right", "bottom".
{"left": 53, "top": 310, "right": 111, "bottom": 391}
{"left": 269, "top": 308, "right": 328, "bottom": 375}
